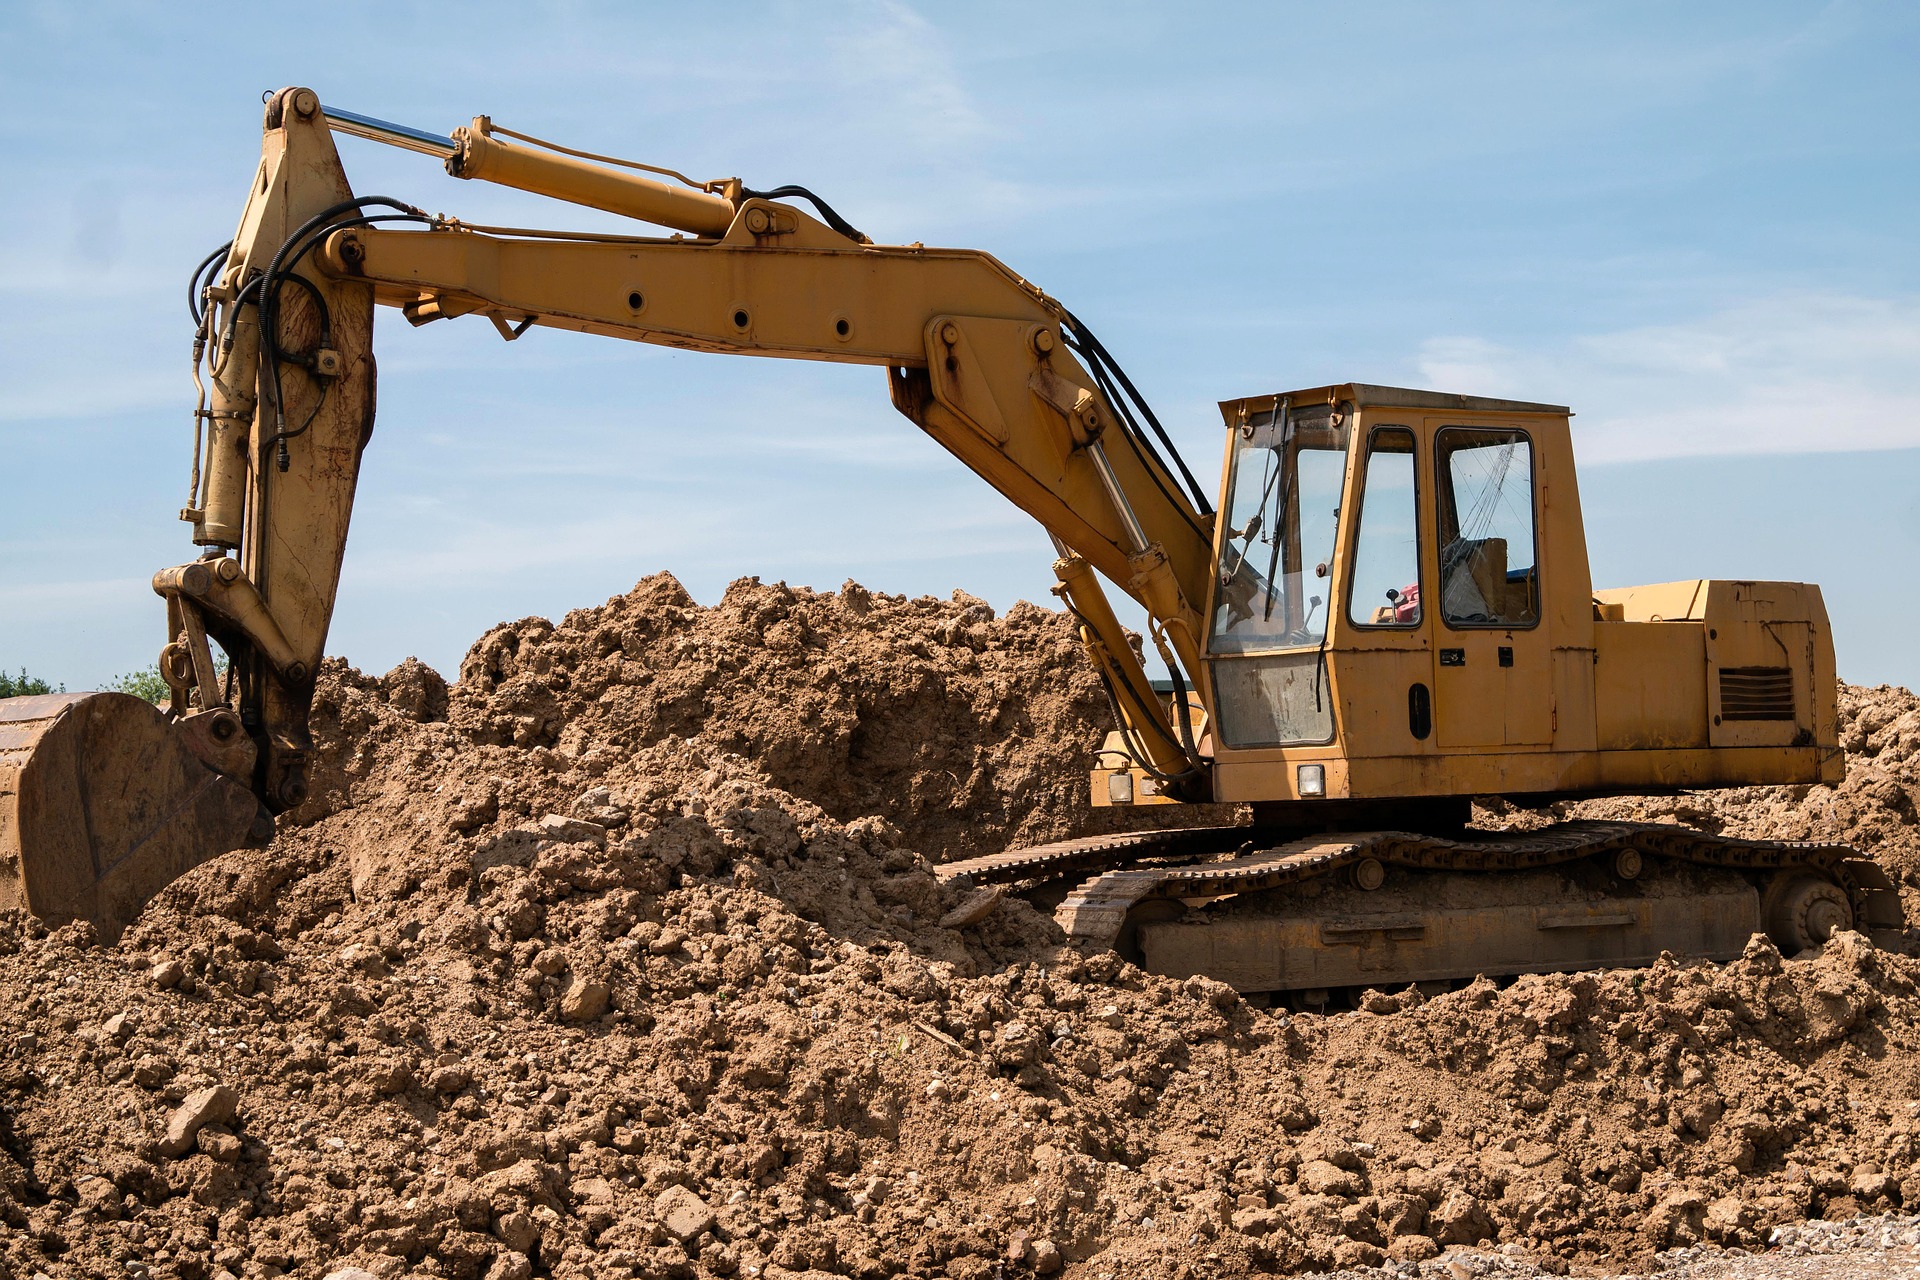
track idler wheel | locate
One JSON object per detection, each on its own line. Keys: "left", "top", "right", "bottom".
{"left": 0, "top": 693, "right": 268, "bottom": 941}
{"left": 1763, "top": 873, "right": 1855, "bottom": 954}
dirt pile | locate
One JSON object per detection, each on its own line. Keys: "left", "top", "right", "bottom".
{"left": 3, "top": 578, "right": 1920, "bottom": 1280}
{"left": 322, "top": 572, "right": 1219, "bottom": 863}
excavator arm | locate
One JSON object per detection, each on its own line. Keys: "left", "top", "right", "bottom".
{"left": 0, "top": 87, "right": 1219, "bottom": 938}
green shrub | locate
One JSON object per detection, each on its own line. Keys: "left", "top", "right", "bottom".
{"left": 0, "top": 669, "right": 61, "bottom": 698}
{"left": 108, "top": 666, "right": 173, "bottom": 705}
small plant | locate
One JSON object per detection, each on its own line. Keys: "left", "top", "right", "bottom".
{"left": 0, "top": 669, "right": 62, "bottom": 698}
{"left": 108, "top": 665, "right": 173, "bottom": 705}
{"left": 108, "top": 654, "right": 230, "bottom": 706}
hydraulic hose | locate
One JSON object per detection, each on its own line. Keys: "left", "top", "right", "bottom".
{"left": 740, "top": 184, "right": 869, "bottom": 244}
{"left": 1061, "top": 311, "right": 1213, "bottom": 516}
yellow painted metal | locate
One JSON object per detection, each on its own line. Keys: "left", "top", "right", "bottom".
{"left": 1135, "top": 386, "right": 1843, "bottom": 807}
{"left": 1598, "top": 579, "right": 1707, "bottom": 622}
{"left": 228, "top": 89, "right": 1205, "bottom": 826}
{"left": 204, "top": 86, "right": 1212, "bottom": 833}
{"left": 1139, "top": 880, "right": 1761, "bottom": 992}
{"left": 318, "top": 223, "right": 1214, "bottom": 621}
{"left": 1051, "top": 554, "right": 1191, "bottom": 779}
{"left": 238, "top": 97, "right": 1852, "bottom": 817}
{"left": 448, "top": 123, "right": 739, "bottom": 237}
{"left": 1591, "top": 621, "right": 1708, "bottom": 749}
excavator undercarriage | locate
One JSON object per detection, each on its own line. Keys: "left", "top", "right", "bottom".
{"left": 940, "top": 819, "right": 1904, "bottom": 999}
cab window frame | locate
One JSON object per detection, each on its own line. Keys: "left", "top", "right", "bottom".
{"left": 1344, "top": 423, "right": 1425, "bottom": 632}
{"left": 1433, "top": 424, "right": 1543, "bottom": 633}
{"left": 1204, "top": 401, "right": 1353, "bottom": 657}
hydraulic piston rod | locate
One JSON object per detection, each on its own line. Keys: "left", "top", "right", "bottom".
{"left": 321, "top": 104, "right": 740, "bottom": 237}
{"left": 321, "top": 105, "right": 457, "bottom": 160}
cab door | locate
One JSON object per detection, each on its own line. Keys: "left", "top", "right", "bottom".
{"left": 1428, "top": 423, "right": 1553, "bottom": 747}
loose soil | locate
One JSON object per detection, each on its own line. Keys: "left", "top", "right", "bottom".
{"left": 4, "top": 576, "right": 1920, "bottom": 1280}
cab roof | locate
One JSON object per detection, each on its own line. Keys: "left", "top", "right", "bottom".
{"left": 1217, "top": 383, "right": 1570, "bottom": 422}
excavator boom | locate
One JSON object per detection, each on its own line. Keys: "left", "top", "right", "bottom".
{"left": 0, "top": 87, "right": 1215, "bottom": 937}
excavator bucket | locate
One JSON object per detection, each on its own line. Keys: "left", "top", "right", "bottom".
{"left": 0, "top": 693, "right": 265, "bottom": 941}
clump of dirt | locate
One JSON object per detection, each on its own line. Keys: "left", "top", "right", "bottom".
{"left": 3, "top": 577, "right": 1920, "bottom": 1280}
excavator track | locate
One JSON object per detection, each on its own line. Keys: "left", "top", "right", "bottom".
{"left": 938, "top": 821, "right": 1904, "bottom": 995}
{"left": 933, "top": 824, "right": 1253, "bottom": 887}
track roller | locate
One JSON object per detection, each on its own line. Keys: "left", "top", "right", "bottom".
{"left": 1763, "top": 873, "right": 1855, "bottom": 954}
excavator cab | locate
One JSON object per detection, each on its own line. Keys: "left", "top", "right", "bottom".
{"left": 1090, "top": 383, "right": 1849, "bottom": 814}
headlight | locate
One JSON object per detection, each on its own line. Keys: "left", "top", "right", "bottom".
{"left": 1296, "top": 764, "right": 1326, "bottom": 797}
{"left": 1107, "top": 772, "right": 1135, "bottom": 803}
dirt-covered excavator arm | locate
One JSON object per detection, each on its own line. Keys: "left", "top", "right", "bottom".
{"left": 0, "top": 87, "right": 1217, "bottom": 937}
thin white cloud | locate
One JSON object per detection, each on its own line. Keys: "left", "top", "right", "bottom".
{"left": 828, "top": 1, "right": 990, "bottom": 153}
{"left": 1413, "top": 292, "right": 1920, "bottom": 462}
{"left": 0, "top": 374, "right": 181, "bottom": 422}
{"left": 0, "top": 577, "right": 150, "bottom": 612}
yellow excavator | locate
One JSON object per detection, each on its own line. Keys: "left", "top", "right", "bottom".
{"left": 0, "top": 89, "right": 1900, "bottom": 996}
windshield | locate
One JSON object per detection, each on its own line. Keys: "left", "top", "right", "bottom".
{"left": 1210, "top": 401, "right": 1351, "bottom": 654}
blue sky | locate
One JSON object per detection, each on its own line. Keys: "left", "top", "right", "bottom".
{"left": 3, "top": 2, "right": 1918, "bottom": 688}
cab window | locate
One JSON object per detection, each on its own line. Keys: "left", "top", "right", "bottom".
{"left": 1209, "top": 401, "right": 1349, "bottom": 654}
{"left": 1435, "top": 427, "right": 1538, "bottom": 628}
{"left": 1346, "top": 427, "right": 1421, "bottom": 628}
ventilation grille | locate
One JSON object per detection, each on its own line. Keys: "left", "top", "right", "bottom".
{"left": 1719, "top": 667, "right": 1795, "bottom": 721}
